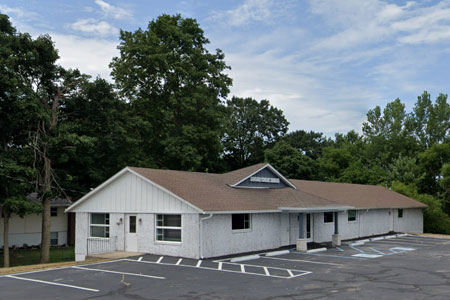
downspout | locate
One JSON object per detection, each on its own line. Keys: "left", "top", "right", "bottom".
{"left": 199, "top": 213, "right": 213, "bottom": 259}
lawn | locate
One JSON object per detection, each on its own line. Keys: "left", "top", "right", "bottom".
{"left": 0, "top": 246, "right": 74, "bottom": 268}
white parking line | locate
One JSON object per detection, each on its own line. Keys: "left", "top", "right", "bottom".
{"left": 156, "top": 256, "right": 164, "bottom": 263}
{"left": 72, "top": 266, "right": 166, "bottom": 280}
{"left": 124, "top": 258, "right": 310, "bottom": 279}
{"left": 369, "top": 248, "right": 387, "bottom": 255}
{"left": 0, "top": 259, "right": 127, "bottom": 277}
{"left": 261, "top": 256, "right": 343, "bottom": 266}
{"left": 395, "top": 237, "right": 443, "bottom": 244}
{"left": 4, "top": 275, "right": 99, "bottom": 292}
{"left": 372, "top": 239, "right": 430, "bottom": 246}
{"left": 138, "top": 257, "right": 143, "bottom": 262}
{"left": 176, "top": 259, "right": 183, "bottom": 265}
{"left": 263, "top": 267, "right": 270, "bottom": 276}
{"left": 218, "top": 262, "right": 223, "bottom": 270}
{"left": 349, "top": 246, "right": 366, "bottom": 254}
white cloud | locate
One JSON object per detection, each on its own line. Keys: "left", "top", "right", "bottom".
{"left": 0, "top": 4, "right": 26, "bottom": 17}
{"left": 210, "top": 0, "right": 291, "bottom": 27}
{"left": 69, "top": 19, "right": 118, "bottom": 36}
{"left": 310, "top": 0, "right": 450, "bottom": 50}
{"left": 0, "top": 4, "right": 38, "bottom": 19}
{"left": 94, "top": 0, "right": 132, "bottom": 20}
{"left": 51, "top": 33, "right": 118, "bottom": 79}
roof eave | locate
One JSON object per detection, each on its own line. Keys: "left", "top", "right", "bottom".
{"left": 278, "top": 206, "right": 355, "bottom": 212}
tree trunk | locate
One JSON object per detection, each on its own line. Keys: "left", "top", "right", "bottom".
{"left": 40, "top": 197, "right": 51, "bottom": 263}
{"left": 3, "top": 211, "right": 10, "bottom": 268}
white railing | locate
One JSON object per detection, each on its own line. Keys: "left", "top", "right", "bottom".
{"left": 87, "top": 236, "right": 117, "bottom": 254}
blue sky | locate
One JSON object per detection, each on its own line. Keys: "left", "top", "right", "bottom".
{"left": 1, "top": 0, "right": 450, "bottom": 136}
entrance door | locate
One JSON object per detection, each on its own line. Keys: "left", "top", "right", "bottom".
{"left": 306, "top": 213, "right": 313, "bottom": 242}
{"left": 125, "top": 214, "right": 138, "bottom": 252}
{"left": 280, "top": 213, "right": 290, "bottom": 245}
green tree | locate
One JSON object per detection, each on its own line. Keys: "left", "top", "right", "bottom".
{"left": 441, "top": 163, "right": 450, "bottom": 214}
{"left": 282, "top": 130, "right": 329, "bottom": 160}
{"left": 110, "top": 14, "right": 232, "bottom": 171}
{"left": 53, "top": 77, "right": 130, "bottom": 196}
{"left": 0, "top": 157, "right": 41, "bottom": 268}
{"left": 411, "top": 92, "right": 450, "bottom": 149}
{"left": 222, "top": 97, "right": 289, "bottom": 170}
{"left": 387, "top": 156, "right": 422, "bottom": 185}
{"left": 418, "top": 142, "right": 450, "bottom": 195}
{"left": 0, "top": 14, "right": 43, "bottom": 267}
{"left": 265, "top": 140, "right": 317, "bottom": 179}
{"left": 363, "top": 99, "right": 417, "bottom": 167}
{"left": 318, "top": 147, "right": 353, "bottom": 181}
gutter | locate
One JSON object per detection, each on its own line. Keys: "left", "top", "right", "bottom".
{"left": 278, "top": 206, "right": 354, "bottom": 213}
{"left": 199, "top": 213, "right": 213, "bottom": 259}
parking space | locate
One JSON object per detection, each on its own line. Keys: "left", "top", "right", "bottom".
{"left": 1, "top": 234, "right": 450, "bottom": 299}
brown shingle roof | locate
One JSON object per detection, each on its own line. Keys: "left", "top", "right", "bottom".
{"left": 291, "top": 180, "right": 427, "bottom": 209}
{"left": 129, "top": 164, "right": 426, "bottom": 212}
{"left": 129, "top": 166, "right": 341, "bottom": 211}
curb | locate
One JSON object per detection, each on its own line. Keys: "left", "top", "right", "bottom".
{"left": 265, "top": 250, "right": 290, "bottom": 257}
{"left": 306, "top": 248, "right": 327, "bottom": 254}
{"left": 230, "top": 254, "right": 260, "bottom": 263}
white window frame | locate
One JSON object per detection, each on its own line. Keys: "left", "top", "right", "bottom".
{"left": 89, "top": 213, "right": 110, "bottom": 239}
{"left": 232, "top": 213, "right": 252, "bottom": 232}
{"left": 155, "top": 214, "right": 182, "bottom": 244}
{"left": 347, "top": 210, "right": 357, "bottom": 222}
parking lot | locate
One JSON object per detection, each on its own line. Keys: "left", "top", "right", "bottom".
{"left": 1, "top": 234, "right": 450, "bottom": 299}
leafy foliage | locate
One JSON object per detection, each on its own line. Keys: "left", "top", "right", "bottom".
{"left": 110, "top": 14, "right": 232, "bottom": 171}
{"left": 222, "top": 97, "right": 289, "bottom": 170}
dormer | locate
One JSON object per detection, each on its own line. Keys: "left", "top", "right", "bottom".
{"left": 230, "top": 164, "right": 296, "bottom": 189}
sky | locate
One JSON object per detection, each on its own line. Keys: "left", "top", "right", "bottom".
{"left": 1, "top": 0, "right": 450, "bottom": 136}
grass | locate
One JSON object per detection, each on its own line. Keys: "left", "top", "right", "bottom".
{"left": 0, "top": 246, "right": 74, "bottom": 268}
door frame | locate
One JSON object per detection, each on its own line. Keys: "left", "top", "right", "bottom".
{"left": 125, "top": 214, "right": 138, "bottom": 252}
{"left": 306, "top": 213, "right": 314, "bottom": 242}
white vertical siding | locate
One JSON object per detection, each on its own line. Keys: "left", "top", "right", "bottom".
{"left": 394, "top": 208, "right": 423, "bottom": 233}
{"left": 202, "top": 213, "right": 282, "bottom": 258}
{"left": 0, "top": 207, "right": 68, "bottom": 247}
{"left": 137, "top": 213, "right": 200, "bottom": 259}
{"left": 312, "top": 208, "right": 424, "bottom": 243}
{"left": 72, "top": 171, "right": 199, "bottom": 213}
{"left": 75, "top": 212, "right": 88, "bottom": 261}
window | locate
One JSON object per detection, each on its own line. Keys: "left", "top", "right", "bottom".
{"left": 232, "top": 214, "right": 251, "bottom": 230}
{"left": 348, "top": 210, "right": 357, "bottom": 222}
{"left": 51, "top": 207, "right": 58, "bottom": 217}
{"left": 398, "top": 209, "right": 404, "bottom": 218}
{"left": 90, "top": 213, "right": 110, "bottom": 238}
{"left": 156, "top": 215, "right": 181, "bottom": 242}
{"left": 324, "top": 212, "right": 334, "bottom": 223}
{"left": 129, "top": 216, "right": 136, "bottom": 233}
{"left": 50, "top": 232, "right": 58, "bottom": 246}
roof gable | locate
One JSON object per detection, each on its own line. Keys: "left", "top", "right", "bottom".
{"left": 65, "top": 168, "right": 203, "bottom": 213}
{"left": 230, "top": 164, "right": 296, "bottom": 189}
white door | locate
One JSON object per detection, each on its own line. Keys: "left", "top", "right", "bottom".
{"left": 125, "top": 214, "right": 138, "bottom": 252}
{"left": 306, "top": 213, "right": 314, "bottom": 242}
{"left": 280, "top": 213, "right": 290, "bottom": 245}
{"left": 389, "top": 209, "right": 394, "bottom": 232}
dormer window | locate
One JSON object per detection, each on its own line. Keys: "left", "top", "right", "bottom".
{"left": 231, "top": 164, "right": 296, "bottom": 189}
{"left": 250, "top": 176, "right": 280, "bottom": 183}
